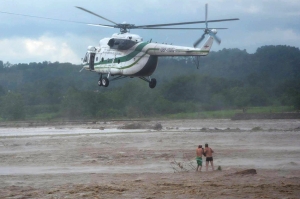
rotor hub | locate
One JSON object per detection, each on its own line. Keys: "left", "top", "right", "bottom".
{"left": 211, "top": 29, "right": 217, "bottom": 34}
{"left": 116, "top": 24, "right": 135, "bottom": 33}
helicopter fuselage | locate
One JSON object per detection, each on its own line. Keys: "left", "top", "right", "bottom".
{"left": 82, "top": 33, "right": 213, "bottom": 77}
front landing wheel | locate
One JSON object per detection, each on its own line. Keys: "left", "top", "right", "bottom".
{"left": 149, "top": 78, "right": 157, "bottom": 89}
{"left": 102, "top": 77, "right": 109, "bottom": 87}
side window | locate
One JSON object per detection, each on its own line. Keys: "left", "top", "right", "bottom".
{"left": 101, "top": 57, "right": 104, "bottom": 62}
{"left": 96, "top": 57, "right": 98, "bottom": 62}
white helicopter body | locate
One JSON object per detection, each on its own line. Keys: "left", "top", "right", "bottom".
{"left": 82, "top": 32, "right": 214, "bottom": 85}
{"left": 74, "top": 4, "right": 238, "bottom": 88}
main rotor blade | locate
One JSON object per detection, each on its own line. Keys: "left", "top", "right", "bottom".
{"left": 87, "top": 23, "right": 115, "bottom": 28}
{"left": 207, "top": 18, "right": 239, "bottom": 23}
{"left": 193, "top": 33, "right": 206, "bottom": 48}
{"left": 0, "top": 10, "right": 89, "bottom": 24}
{"left": 134, "top": 18, "right": 239, "bottom": 28}
{"left": 75, "top": 6, "right": 118, "bottom": 25}
{"left": 205, "top": 3, "right": 208, "bottom": 29}
{"left": 140, "top": 28, "right": 228, "bottom": 30}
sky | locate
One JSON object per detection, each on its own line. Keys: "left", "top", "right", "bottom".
{"left": 0, "top": 0, "right": 300, "bottom": 64}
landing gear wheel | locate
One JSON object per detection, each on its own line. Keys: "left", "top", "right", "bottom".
{"left": 98, "top": 74, "right": 103, "bottom": 86}
{"left": 149, "top": 78, "right": 157, "bottom": 89}
{"left": 102, "top": 77, "right": 109, "bottom": 87}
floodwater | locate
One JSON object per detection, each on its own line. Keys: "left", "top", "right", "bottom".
{"left": 0, "top": 127, "right": 147, "bottom": 137}
{"left": 0, "top": 119, "right": 299, "bottom": 175}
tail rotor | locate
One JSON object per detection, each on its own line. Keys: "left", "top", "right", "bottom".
{"left": 193, "top": 4, "right": 222, "bottom": 48}
{"left": 193, "top": 32, "right": 206, "bottom": 48}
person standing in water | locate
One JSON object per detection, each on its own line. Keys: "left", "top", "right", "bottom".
{"left": 196, "top": 145, "right": 204, "bottom": 172}
{"left": 204, "top": 143, "right": 214, "bottom": 171}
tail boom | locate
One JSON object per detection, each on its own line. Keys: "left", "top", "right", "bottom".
{"left": 145, "top": 36, "right": 214, "bottom": 57}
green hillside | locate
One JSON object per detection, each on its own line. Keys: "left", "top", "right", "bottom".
{"left": 0, "top": 45, "right": 299, "bottom": 120}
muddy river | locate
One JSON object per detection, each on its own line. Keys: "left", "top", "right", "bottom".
{"left": 0, "top": 119, "right": 299, "bottom": 198}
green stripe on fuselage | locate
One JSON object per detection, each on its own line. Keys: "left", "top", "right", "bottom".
{"left": 94, "top": 42, "right": 150, "bottom": 70}
{"left": 93, "top": 42, "right": 209, "bottom": 70}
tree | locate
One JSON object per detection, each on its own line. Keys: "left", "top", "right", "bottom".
{"left": 60, "top": 88, "right": 106, "bottom": 119}
{"left": 0, "top": 85, "right": 5, "bottom": 96}
{"left": 0, "top": 61, "right": 3, "bottom": 71}
{"left": 0, "top": 92, "right": 25, "bottom": 120}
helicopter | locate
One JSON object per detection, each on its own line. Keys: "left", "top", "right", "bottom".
{"left": 0, "top": 4, "right": 239, "bottom": 89}
{"left": 77, "top": 4, "right": 239, "bottom": 88}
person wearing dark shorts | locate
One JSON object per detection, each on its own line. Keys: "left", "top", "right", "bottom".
{"left": 206, "top": 157, "right": 213, "bottom": 162}
{"left": 204, "top": 143, "right": 214, "bottom": 171}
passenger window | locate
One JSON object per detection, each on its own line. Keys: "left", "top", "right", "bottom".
{"left": 96, "top": 57, "right": 98, "bottom": 61}
{"left": 101, "top": 57, "right": 104, "bottom": 62}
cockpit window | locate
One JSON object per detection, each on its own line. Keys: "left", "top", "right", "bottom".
{"left": 83, "top": 53, "right": 88, "bottom": 62}
{"left": 109, "top": 39, "right": 137, "bottom": 50}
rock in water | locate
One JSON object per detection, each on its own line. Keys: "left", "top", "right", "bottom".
{"left": 118, "top": 122, "right": 163, "bottom": 130}
{"left": 234, "top": 169, "right": 257, "bottom": 175}
{"left": 153, "top": 123, "right": 162, "bottom": 130}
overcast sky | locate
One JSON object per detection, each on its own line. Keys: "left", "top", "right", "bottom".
{"left": 1, "top": 0, "right": 299, "bottom": 64}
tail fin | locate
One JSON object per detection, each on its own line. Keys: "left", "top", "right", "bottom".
{"left": 200, "top": 36, "right": 214, "bottom": 52}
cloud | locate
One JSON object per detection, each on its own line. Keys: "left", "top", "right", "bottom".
{"left": 1, "top": 0, "right": 300, "bottom": 63}
{"left": 0, "top": 34, "right": 83, "bottom": 64}
{"left": 225, "top": 28, "right": 300, "bottom": 53}
{"left": 248, "top": 28, "right": 300, "bottom": 45}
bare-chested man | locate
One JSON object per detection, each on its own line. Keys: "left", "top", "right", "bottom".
{"left": 196, "top": 145, "right": 204, "bottom": 172}
{"left": 204, "top": 143, "right": 214, "bottom": 171}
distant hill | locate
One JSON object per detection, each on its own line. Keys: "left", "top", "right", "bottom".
{"left": 0, "top": 45, "right": 299, "bottom": 120}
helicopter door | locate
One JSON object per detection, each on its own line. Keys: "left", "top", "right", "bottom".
{"left": 89, "top": 53, "right": 95, "bottom": 70}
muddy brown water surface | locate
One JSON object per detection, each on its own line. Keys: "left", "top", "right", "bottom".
{"left": 0, "top": 119, "right": 300, "bottom": 198}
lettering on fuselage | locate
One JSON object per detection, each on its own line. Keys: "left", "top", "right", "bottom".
{"left": 105, "top": 51, "right": 122, "bottom": 56}
{"left": 160, "top": 47, "right": 176, "bottom": 53}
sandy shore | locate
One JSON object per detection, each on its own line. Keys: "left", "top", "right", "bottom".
{"left": 0, "top": 119, "right": 300, "bottom": 198}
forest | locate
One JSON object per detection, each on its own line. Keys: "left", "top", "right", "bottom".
{"left": 0, "top": 45, "right": 299, "bottom": 121}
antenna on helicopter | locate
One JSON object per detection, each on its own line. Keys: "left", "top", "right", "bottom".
{"left": 79, "top": 66, "right": 85, "bottom": 72}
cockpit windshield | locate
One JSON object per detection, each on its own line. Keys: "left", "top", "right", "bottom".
{"left": 83, "top": 53, "right": 88, "bottom": 63}
{"left": 107, "top": 38, "right": 137, "bottom": 50}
